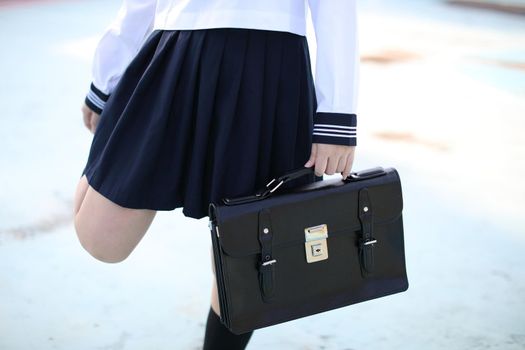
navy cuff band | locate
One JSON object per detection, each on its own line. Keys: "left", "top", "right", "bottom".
{"left": 85, "top": 82, "right": 110, "bottom": 115}
{"left": 312, "top": 112, "right": 357, "bottom": 146}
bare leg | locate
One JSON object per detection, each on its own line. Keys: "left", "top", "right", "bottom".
{"left": 73, "top": 175, "right": 157, "bottom": 263}
{"left": 210, "top": 244, "right": 221, "bottom": 317}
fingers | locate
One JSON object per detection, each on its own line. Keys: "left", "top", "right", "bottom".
{"left": 81, "top": 104, "right": 91, "bottom": 131}
{"left": 314, "top": 155, "right": 328, "bottom": 177}
{"left": 316, "top": 144, "right": 342, "bottom": 176}
{"left": 304, "top": 143, "right": 317, "bottom": 168}
{"left": 341, "top": 149, "right": 355, "bottom": 179}
{"left": 307, "top": 143, "right": 356, "bottom": 178}
{"left": 336, "top": 155, "right": 347, "bottom": 175}
{"left": 81, "top": 103, "right": 101, "bottom": 134}
{"left": 90, "top": 113, "right": 100, "bottom": 134}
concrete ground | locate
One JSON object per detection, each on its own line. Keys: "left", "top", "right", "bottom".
{"left": 0, "top": 0, "right": 524, "bottom": 349}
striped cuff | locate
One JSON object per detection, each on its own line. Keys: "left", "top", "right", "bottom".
{"left": 84, "top": 82, "right": 110, "bottom": 115}
{"left": 312, "top": 112, "right": 357, "bottom": 146}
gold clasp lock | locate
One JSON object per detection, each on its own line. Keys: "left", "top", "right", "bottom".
{"left": 304, "top": 224, "right": 329, "bottom": 263}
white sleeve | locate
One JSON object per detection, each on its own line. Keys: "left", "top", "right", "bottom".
{"left": 307, "top": 0, "right": 360, "bottom": 146}
{"left": 84, "top": 0, "right": 157, "bottom": 114}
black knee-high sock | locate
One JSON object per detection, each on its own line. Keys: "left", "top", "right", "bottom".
{"left": 203, "top": 306, "right": 254, "bottom": 350}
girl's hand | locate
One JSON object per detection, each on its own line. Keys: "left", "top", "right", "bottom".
{"left": 304, "top": 143, "right": 356, "bottom": 179}
{"left": 81, "top": 102, "right": 101, "bottom": 134}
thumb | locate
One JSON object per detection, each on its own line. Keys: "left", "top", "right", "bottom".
{"left": 304, "top": 143, "right": 317, "bottom": 167}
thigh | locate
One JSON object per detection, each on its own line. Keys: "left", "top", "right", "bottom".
{"left": 74, "top": 175, "right": 157, "bottom": 263}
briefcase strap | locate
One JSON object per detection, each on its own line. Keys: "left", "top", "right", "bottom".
{"left": 358, "top": 187, "right": 377, "bottom": 277}
{"left": 258, "top": 208, "right": 276, "bottom": 303}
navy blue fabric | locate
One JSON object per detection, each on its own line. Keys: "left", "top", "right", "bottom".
{"left": 81, "top": 28, "right": 323, "bottom": 220}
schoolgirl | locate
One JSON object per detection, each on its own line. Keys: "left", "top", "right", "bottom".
{"left": 74, "top": 1, "right": 359, "bottom": 349}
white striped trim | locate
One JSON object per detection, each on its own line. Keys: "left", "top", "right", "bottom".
{"left": 86, "top": 90, "right": 106, "bottom": 110}
{"left": 313, "top": 132, "right": 357, "bottom": 138}
{"left": 313, "top": 124, "right": 356, "bottom": 129}
{"left": 313, "top": 127, "right": 356, "bottom": 134}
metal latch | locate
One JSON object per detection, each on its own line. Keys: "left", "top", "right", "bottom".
{"left": 304, "top": 224, "right": 329, "bottom": 263}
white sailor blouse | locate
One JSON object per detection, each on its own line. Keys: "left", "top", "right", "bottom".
{"left": 84, "top": 0, "right": 360, "bottom": 146}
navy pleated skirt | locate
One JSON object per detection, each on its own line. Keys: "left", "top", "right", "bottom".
{"left": 81, "top": 27, "right": 323, "bottom": 220}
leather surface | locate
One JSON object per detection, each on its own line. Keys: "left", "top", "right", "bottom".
{"left": 208, "top": 167, "right": 408, "bottom": 335}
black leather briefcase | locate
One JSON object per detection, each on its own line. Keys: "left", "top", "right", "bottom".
{"left": 208, "top": 166, "right": 409, "bottom": 335}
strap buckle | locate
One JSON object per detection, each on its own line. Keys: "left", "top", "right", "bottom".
{"left": 361, "top": 238, "right": 377, "bottom": 246}
{"left": 261, "top": 258, "right": 277, "bottom": 266}
{"left": 255, "top": 177, "right": 285, "bottom": 198}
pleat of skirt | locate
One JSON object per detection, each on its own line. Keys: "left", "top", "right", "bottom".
{"left": 81, "top": 27, "right": 323, "bottom": 220}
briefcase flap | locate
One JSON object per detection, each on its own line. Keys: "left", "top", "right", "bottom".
{"left": 214, "top": 169, "right": 403, "bottom": 258}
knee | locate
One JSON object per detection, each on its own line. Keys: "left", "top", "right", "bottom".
{"left": 74, "top": 217, "right": 130, "bottom": 264}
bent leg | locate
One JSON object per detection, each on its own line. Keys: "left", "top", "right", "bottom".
{"left": 73, "top": 175, "right": 156, "bottom": 263}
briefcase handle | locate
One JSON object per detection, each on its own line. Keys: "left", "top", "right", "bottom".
{"left": 222, "top": 166, "right": 387, "bottom": 205}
